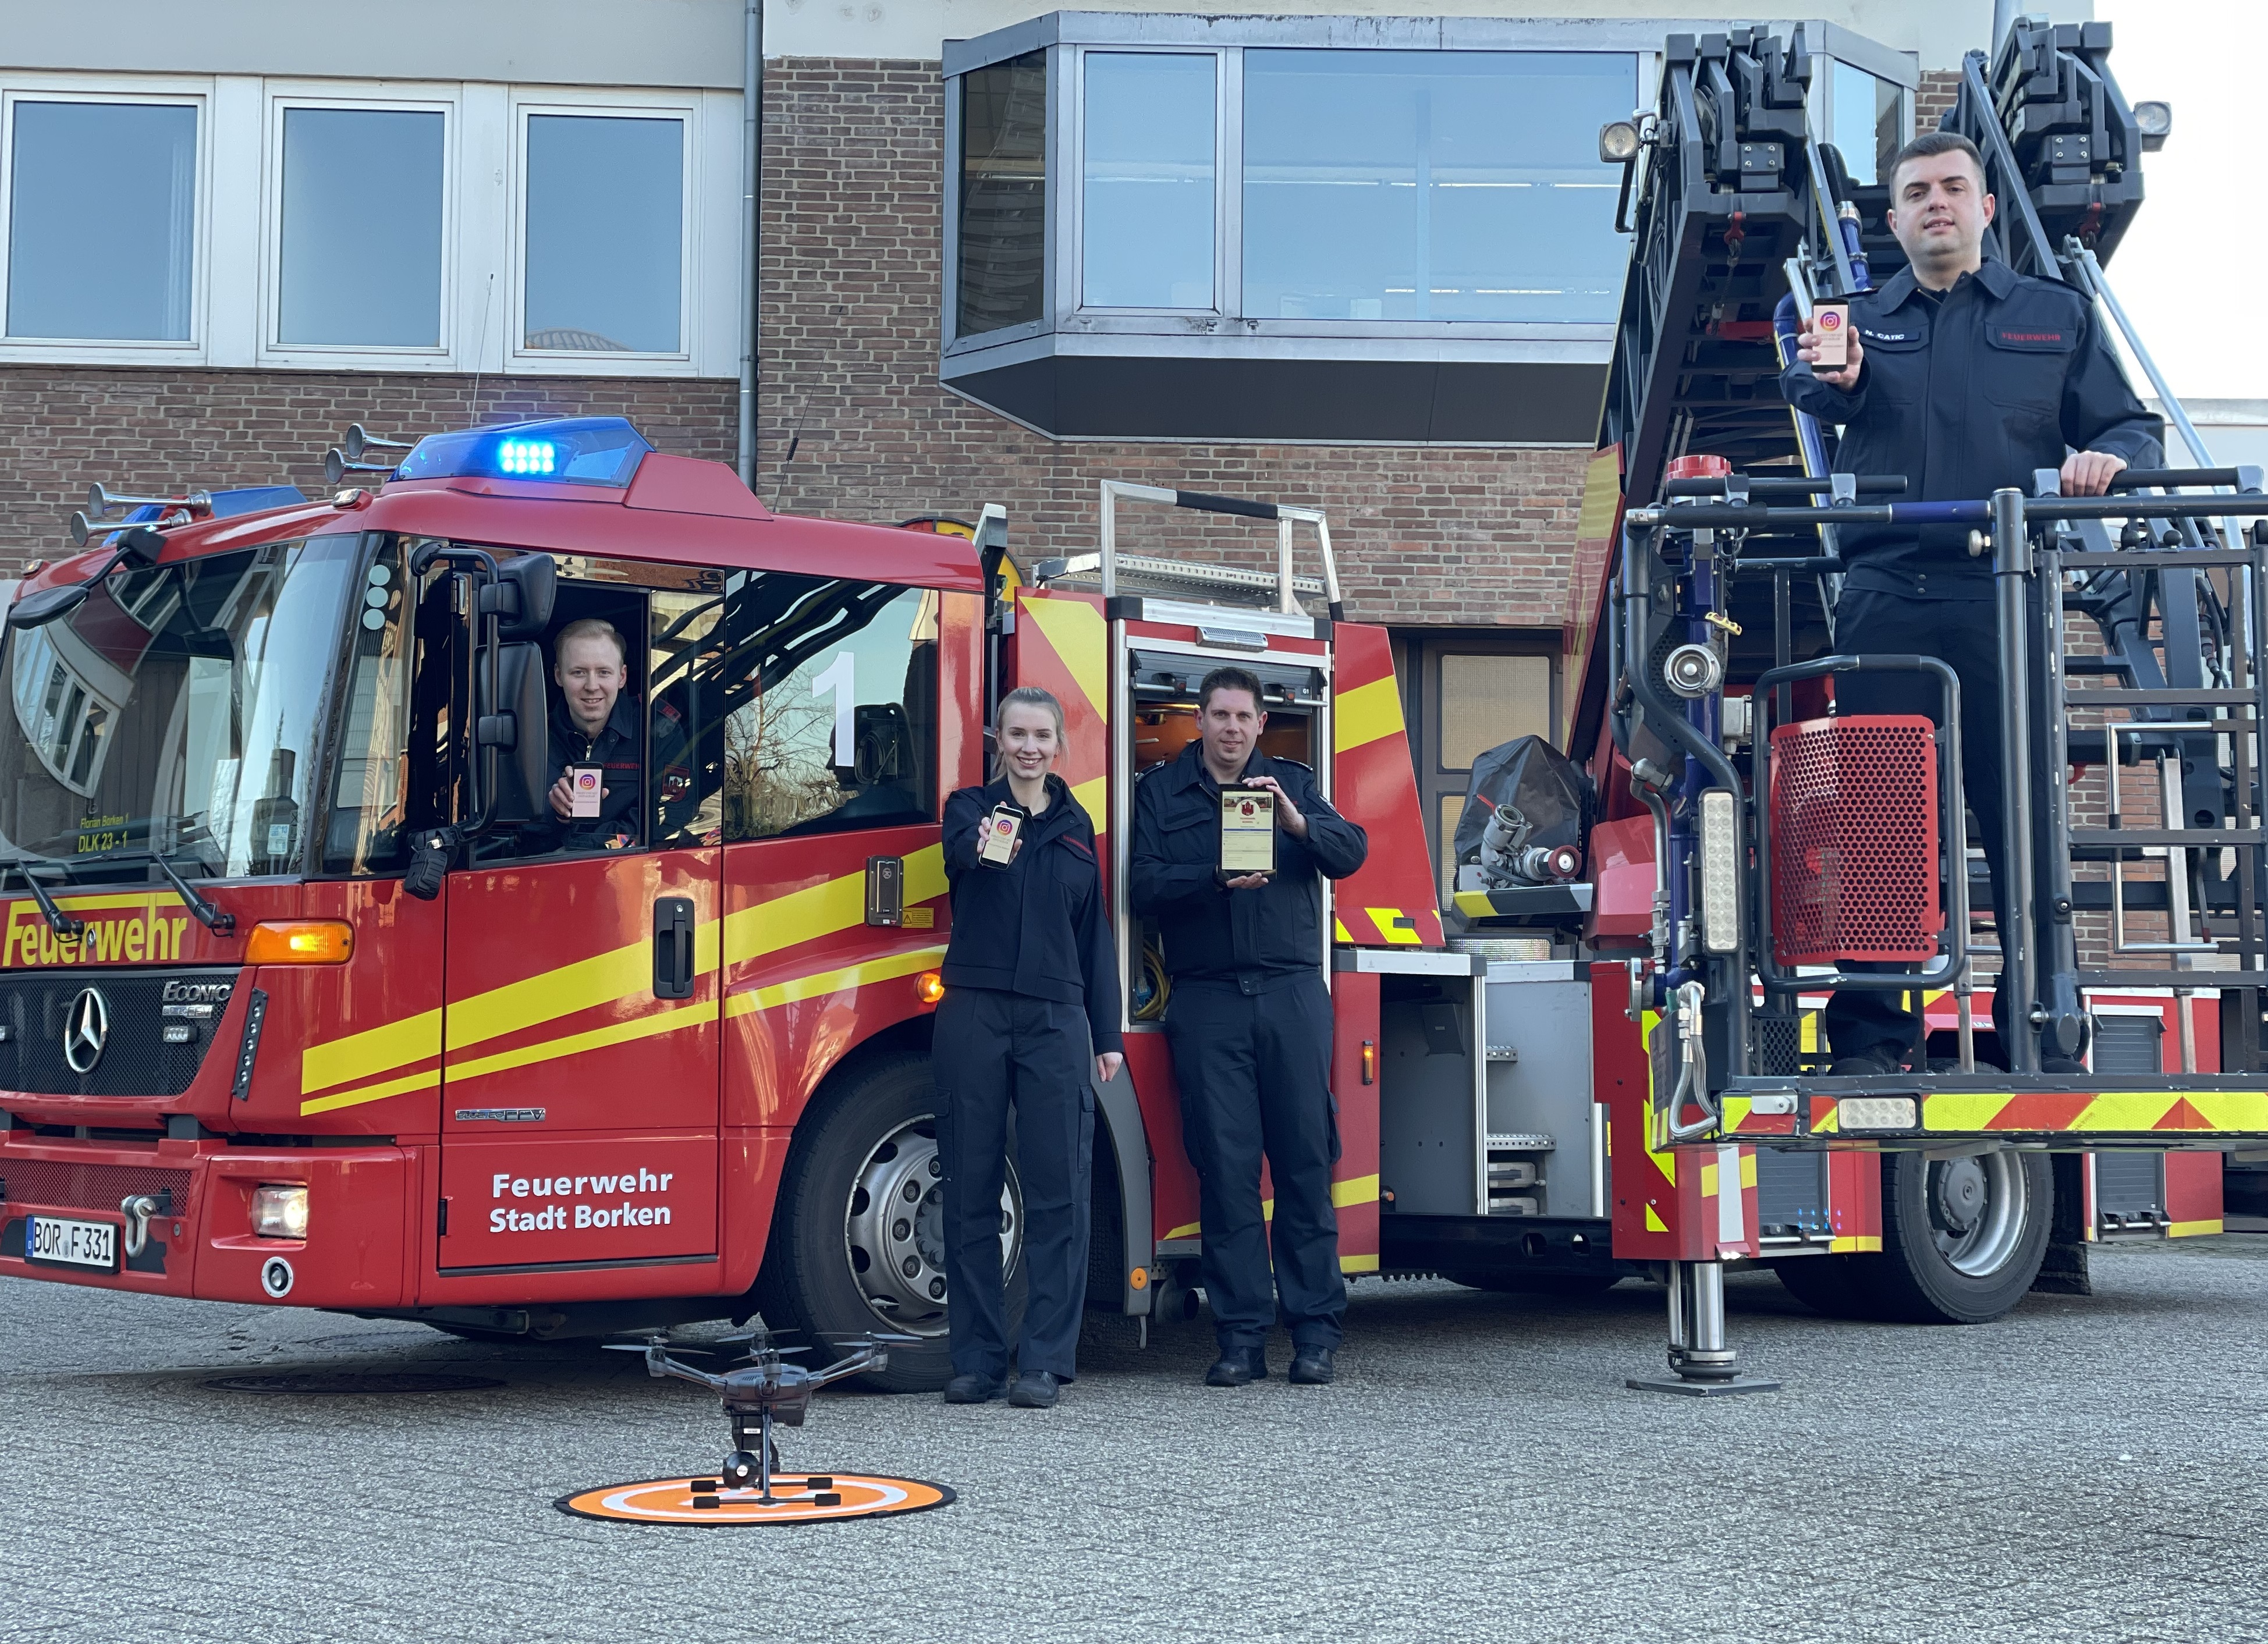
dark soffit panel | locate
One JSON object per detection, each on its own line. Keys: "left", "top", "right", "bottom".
{"left": 941, "top": 354, "right": 1607, "bottom": 445}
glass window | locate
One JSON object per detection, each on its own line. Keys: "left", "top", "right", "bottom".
{"left": 1438, "top": 652, "right": 1550, "bottom": 769}
{"left": 659, "top": 573, "right": 938, "bottom": 843}
{"left": 279, "top": 107, "right": 445, "bottom": 348}
{"left": 957, "top": 52, "right": 1048, "bottom": 338}
{"left": 322, "top": 539, "right": 414, "bottom": 874}
{"left": 7, "top": 100, "right": 196, "bottom": 341}
{"left": 1081, "top": 53, "right": 1215, "bottom": 310}
{"left": 523, "top": 113, "right": 684, "bottom": 354}
{"left": 1243, "top": 51, "right": 1632, "bottom": 323}
{"left": 0, "top": 539, "right": 360, "bottom": 882}
{"left": 1830, "top": 62, "right": 1905, "bottom": 187}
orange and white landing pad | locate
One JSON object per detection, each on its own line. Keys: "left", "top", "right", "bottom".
{"left": 557, "top": 1472, "right": 954, "bottom": 1526}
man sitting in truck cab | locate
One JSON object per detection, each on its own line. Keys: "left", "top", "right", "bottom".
{"left": 520, "top": 617, "right": 690, "bottom": 854}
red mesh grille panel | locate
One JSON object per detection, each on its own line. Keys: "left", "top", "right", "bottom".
{"left": 3, "top": 1160, "right": 191, "bottom": 1217}
{"left": 1769, "top": 715, "right": 1941, "bottom": 964}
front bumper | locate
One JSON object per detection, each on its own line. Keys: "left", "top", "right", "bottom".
{"left": 0, "top": 1132, "right": 414, "bottom": 1308}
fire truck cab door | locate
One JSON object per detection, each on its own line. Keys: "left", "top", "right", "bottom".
{"left": 434, "top": 845, "right": 722, "bottom": 1269}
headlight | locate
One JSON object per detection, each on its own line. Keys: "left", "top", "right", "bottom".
{"left": 1599, "top": 119, "right": 1642, "bottom": 164}
{"left": 251, "top": 1184, "right": 309, "bottom": 1240}
{"left": 2132, "top": 100, "right": 2171, "bottom": 151}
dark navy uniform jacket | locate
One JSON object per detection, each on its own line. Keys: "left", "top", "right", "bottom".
{"left": 1130, "top": 740, "right": 1368, "bottom": 994}
{"left": 941, "top": 775, "right": 1124, "bottom": 1054}
{"left": 1781, "top": 257, "right": 2162, "bottom": 600}
{"left": 523, "top": 691, "right": 691, "bottom": 853}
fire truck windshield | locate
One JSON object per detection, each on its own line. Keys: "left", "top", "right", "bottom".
{"left": 0, "top": 535, "right": 370, "bottom": 882}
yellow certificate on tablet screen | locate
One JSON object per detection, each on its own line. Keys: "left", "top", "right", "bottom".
{"left": 1218, "top": 787, "right": 1276, "bottom": 876}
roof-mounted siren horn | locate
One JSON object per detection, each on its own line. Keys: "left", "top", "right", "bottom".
{"left": 325, "top": 423, "right": 415, "bottom": 487}
{"left": 69, "top": 482, "right": 214, "bottom": 548}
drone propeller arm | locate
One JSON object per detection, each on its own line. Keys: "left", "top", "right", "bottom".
{"left": 808, "top": 1345, "right": 887, "bottom": 1388}
{"left": 648, "top": 1347, "right": 726, "bottom": 1391}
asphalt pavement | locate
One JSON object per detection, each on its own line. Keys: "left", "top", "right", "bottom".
{"left": 6, "top": 1237, "right": 2266, "bottom": 1643}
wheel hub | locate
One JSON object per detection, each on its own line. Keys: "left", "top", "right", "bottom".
{"left": 1925, "top": 1149, "right": 2026, "bottom": 1277}
{"left": 843, "top": 1119, "right": 1020, "bottom": 1337}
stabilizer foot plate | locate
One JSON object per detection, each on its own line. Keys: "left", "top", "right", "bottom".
{"left": 1625, "top": 1373, "right": 1783, "bottom": 1398}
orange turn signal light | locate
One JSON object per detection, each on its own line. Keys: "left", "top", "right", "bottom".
{"left": 915, "top": 970, "right": 945, "bottom": 1006}
{"left": 1360, "top": 1039, "right": 1377, "bottom": 1085}
{"left": 246, "top": 919, "right": 354, "bottom": 965}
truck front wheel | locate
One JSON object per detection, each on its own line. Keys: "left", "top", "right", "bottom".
{"left": 754, "top": 1051, "right": 1025, "bottom": 1393}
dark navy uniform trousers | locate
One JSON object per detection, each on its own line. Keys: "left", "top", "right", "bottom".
{"left": 1825, "top": 586, "right": 2036, "bottom": 1063}
{"left": 1166, "top": 973, "right": 1344, "bottom": 1353}
{"left": 933, "top": 986, "right": 1094, "bottom": 1381}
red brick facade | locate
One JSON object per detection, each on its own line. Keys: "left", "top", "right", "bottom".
{"left": 1915, "top": 69, "right": 1961, "bottom": 134}
{"left": 756, "top": 56, "right": 1589, "bottom": 628}
{"left": 0, "top": 56, "right": 1599, "bottom": 631}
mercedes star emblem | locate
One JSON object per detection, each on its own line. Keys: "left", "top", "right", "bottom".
{"left": 63, "top": 986, "right": 109, "bottom": 1074}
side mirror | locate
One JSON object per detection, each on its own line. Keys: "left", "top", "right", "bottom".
{"left": 480, "top": 641, "right": 552, "bottom": 825}
{"left": 490, "top": 553, "right": 557, "bottom": 641}
{"left": 8, "top": 582, "right": 90, "bottom": 630}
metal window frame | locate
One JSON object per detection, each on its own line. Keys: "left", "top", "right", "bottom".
{"left": 257, "top": 83, "right": 459, "bottom": 368}
{"left": 0, "top": 81, "right": 211, "bottom": 360}
{"left": 506, "top": 92, "right": 700, "bottom": 372}
{"left": 1065, "top": 44, "right": 1229, "bottom": 321}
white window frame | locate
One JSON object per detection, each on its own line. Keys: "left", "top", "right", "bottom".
{"left": 507, "top": 91, "right": 699, "bottom": 374}
{"left": 0, "top": 78, "right": 212, "bottom": 364}
{"left": 258, "top": 83, "right": 459, "bottom": 368}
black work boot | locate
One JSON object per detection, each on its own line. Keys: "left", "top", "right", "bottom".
{"left": 1288, "top": 1346, "right": 1336, "bottom": 1386}
{"left": 943, "top": 1373, "right": 1006, "bottom": 1404}
{"left": 1204, "top": 1347, "right": 1268, "bottom": 1387}
{"left": 1008, "top": 1370, "right": 1062, "bottom": 1409}
{"left": 1828, "top": 1047, "right": 1904, "bottom": 1077}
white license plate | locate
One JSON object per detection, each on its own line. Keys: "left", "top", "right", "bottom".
{"left": 25, "top": 1215, "right": 118, "bottom": 1271}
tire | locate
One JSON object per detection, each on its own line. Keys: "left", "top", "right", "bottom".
{"left": 1865, "top": 1148, "right": 2053, "bottom": 1324}
{"left": 1769, "top": 1254, "right": 1876, "bottom": 1319}
{"left": 753, "top": 1051, "right": 1025, "bottom": 1394}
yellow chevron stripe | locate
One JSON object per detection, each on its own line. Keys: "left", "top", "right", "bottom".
{"left": 1367, "top": 907, "right": 1419, "bottom": 946}
{"left": 1017, "top": 592, "right": 1107, "bottom": 719}
{"left": 2167, "top": 1219, "right": 2224, "bottom": 1238}
{"left": 33, "top": 890, "right": 188, "bottom": 913}
{"left": 444, "top": 997, "right": 712, "bottom": 1087}
{"left": 1330, "top": 1173, "right": 1380, "bottom": 1209}
{"left": 1071, "top": 775, "right": 1108, "bottom": 836}
{"left": 299, "top": 1067, "right": 442, "bottom": 1117}
{"left": 1701, "top": 1162, "right": 1719, "bottom": 1198}
{"left": 1827, "top": 1235, "right": 1883, "bottom": 1254}
{"left": 1333, "top": 917, "right": 1352, "bottom": 942}
{"left": 1340, "top": 1252, "right": 1380, "bottom": 1274}
{"left": 1740, "top": 1152, "right": 1758, "bottom": 1188}
{"left": 1644, "top": 1203, "right": 1669, "bottom": 1233}
{"left": 722, "top": 845, "right": 945, "bottom": 967}
{"left": 303, "top": 1009, "right": 443, "bottom": 1096}
{"left": 1163, "top": 1220, "right": 1202, "bottom": 1241}
{"left": 725, "top": 946, "right": 946, "bottom": 1018}
{"left": 1921, "top": 1092, "right": 2009, "bottom": 1131}
{"left": 1333, "top": 674, "right": 1403, "bottom": 752}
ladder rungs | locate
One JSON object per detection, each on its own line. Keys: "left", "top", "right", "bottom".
{"left": 2070, "top": 828, "right": 2265, "bottom": 846}
{"left": 2065, "top": 688, "right": 2262, "bottom": 707}
{"left": 2059, "top": 549, "right": 2268, "bottom": 569}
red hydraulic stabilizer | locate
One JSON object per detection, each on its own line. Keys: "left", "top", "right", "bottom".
{"left": 1769, "top": 716, "right": 1942, "bottom": 965}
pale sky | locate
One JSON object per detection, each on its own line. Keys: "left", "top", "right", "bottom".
{"left": 2089, "top": 0, "right": 2265, "bottom": 418}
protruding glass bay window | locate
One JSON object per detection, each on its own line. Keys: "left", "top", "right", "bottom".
{"left": 942, "top": 16, "right": 1645, "bottom": 443}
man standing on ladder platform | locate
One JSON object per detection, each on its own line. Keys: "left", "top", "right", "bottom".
{"left": 1784, "top": 129, "right": 2164, "bottom": 1075}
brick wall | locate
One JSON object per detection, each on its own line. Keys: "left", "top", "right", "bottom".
{"left": 0, "top": 368, "right": 735, "bottom": 571}
{"left": 0, "top": 56, "right": 1592, "bottom": 632}
{"left": 1915, "top": 69, "right": 1962, "bottom": 133}
{"left": 756, "top": 57, "right": 1588, "bottom": 629}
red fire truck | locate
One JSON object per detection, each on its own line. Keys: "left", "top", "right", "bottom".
{"left": 3, "top": 20, "right": 2262, "bottom": 1394}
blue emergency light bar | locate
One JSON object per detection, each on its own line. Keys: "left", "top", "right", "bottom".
{"left": 392, "top": 416, "right": 653, "bottom": 488}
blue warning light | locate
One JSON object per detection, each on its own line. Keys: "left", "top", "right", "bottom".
{"left": 392, "top": 417, "right": 652, "bottom": 488}
{"left": 496, "top": 438, "right": 556, "bottom": 476}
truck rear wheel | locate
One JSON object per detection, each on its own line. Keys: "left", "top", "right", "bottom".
{"left": 1776, "top": 1150, "right": 2052, "bottom": 1325}
{"left": 754, "top": 1051, "right": 1025, "bottom": 1394}
{"left": 1868, "top": 1148, "right": 2052, "bottom": 1323}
